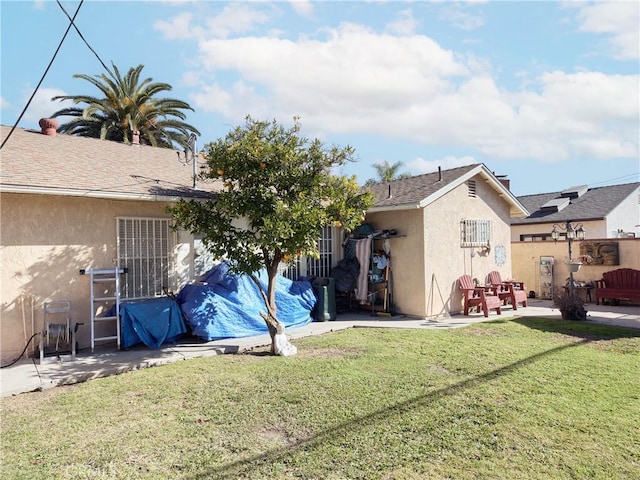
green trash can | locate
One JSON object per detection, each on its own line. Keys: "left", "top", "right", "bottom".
{"left": 312, "top": 277, "right": 336, "bottom": 321}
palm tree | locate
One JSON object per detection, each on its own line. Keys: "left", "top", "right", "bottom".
{"left": 50, "top": 63, "right": 200, "bottom": 149}
{"left": 364, "top": 160, "right": 411, "bottom": 186}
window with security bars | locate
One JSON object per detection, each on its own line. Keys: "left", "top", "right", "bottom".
{"left": 460, "top": 219, "right": 491, "bottom": 247}
{"left": 281, "top": 226, "right": 337, "bottom": 280}
{"left": 117, "top": 217, "right": 170, "bottom": 299}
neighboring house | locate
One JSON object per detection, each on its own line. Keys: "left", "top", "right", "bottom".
{"left": 362, "top": 164, "right": 529, "bottom": 319}
{"left": 0, "top": 123, "right": 220, "bottom": 363}
{"left": 510, "top": 182, "right": 640, "bottom": 300}
{"left": 511, "top": 183, "right": 640, "bottom": 241}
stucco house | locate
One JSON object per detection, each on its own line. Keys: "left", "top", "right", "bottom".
{"left": 1, "top": 124, "right": 530, "bottom": 363}
{"left": 0, "top": 123, "right": 220, "bottom": 363}
{"left": 510, "top": 182, "right": 640, "bottom": 301}
{"left": 362, "top": 164, "right": 529, "bottom": 319}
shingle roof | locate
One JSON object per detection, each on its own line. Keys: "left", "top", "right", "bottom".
{"left": 365, "top": 163, "right": 529, "bottom": 217}
{"left": 0, "top": 125, "right": 220, "bottom": 200}
{"left": 512, "top": 182, "right": 640, "bottom": 225}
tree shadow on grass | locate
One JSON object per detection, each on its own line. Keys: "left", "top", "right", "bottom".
{"left": 188, "top": 338, "right": 592, "bottom": 479}
{"left": 511, "top": 317, "right": 640, "bottom": 342}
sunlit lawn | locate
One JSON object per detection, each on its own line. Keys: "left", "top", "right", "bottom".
{"left": 2, "top": 318, "right": 639, "bottom": 479}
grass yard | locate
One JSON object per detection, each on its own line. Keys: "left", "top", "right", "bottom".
{"left": 2, "top": 318, "right": 639, "bottom": 480}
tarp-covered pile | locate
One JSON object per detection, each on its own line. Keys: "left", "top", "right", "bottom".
{"left": 120, "top": 297, "right": 187, "bottom": 349}
{"left": 177, "top": 262, "right": 316, "bottom": 341}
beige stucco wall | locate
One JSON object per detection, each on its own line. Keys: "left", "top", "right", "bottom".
{"left": 0, "top": 193, "right": 194, "bottom": 363}
{"left": 512, "top": 238, "right": 640, "bottom": 301}
{"left": 365, "top": 175, "right": 516, "bottom": 318}
{"left": 363, "top": 208, "right": 424, "bottom": 317}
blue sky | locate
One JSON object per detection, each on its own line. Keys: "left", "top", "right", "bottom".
{"left": 1, "top": 0, "right": 638, "bottom": 196}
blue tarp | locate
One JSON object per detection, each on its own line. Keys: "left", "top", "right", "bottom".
{"left": 119, "top": 297, "right": 187, "bottom": 349}
{"left": 177, "top": 262, "right": 316, "bottom": 341}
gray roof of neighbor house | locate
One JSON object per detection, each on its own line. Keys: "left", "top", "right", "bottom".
{"left": 512, "top": 182, "right": 640, "bottom": 225}
{"left": 366, "top": 163, "right": 529, "bottom": 218}
{"left": 0, "top": 124, "right": 220, "bottom": 201}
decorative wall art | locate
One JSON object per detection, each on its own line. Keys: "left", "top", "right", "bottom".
{"left": 579, "top": 242, "right": 619, "bottom": 266}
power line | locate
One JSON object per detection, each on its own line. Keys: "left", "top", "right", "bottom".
{"left": 588, "top": 172, "right": 640, "bottom": 188}
{"left": 0, "top": 1, "right": 84, "bottom": 150}
{"left": 55, "top": 1, "right": 112, "bottom": 77}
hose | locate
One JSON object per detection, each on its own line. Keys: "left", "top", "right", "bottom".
{"left": 1, "top": 332, "right": 40, "bottom": 369}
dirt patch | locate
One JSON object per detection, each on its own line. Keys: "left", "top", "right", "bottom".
{"left": 426, "top": 364, "right": 454, "bottom": 376}
{"left": 297, "top": 347, "right": 360, "bottom": 359}
{"left": 460, "top": 326, "right": 506, "bottom": 337}
{"left": 241, "top": 345, "right": 360, "bottom": 359}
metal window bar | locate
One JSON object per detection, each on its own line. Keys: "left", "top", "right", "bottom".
{"left": 117, "top": 218, "right": 170, "bottom": 299}
{"left": 460, "top": 219, "right": 491, "bottom": 247}
{"left": 281, "top": 226, "right": 337, "bottom": 280}
{"left": 306, "top": 226, "right": 334, "bottom": 277}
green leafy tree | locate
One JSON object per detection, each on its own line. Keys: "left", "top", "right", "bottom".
{"left": 168, "top": 117, "right": 375, "bottom": 355}
{"left": 364, "top": 160, "right": 411, "bottom": 186}
{"left": 50, "top": 63, "right": 200, "bottom": 149}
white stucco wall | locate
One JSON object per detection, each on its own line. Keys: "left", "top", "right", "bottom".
{"left": 0, "top": 193, "right": 194, "bottom": 363}
{"left": 605, "top": 187, "right": 640, "bottom": 238}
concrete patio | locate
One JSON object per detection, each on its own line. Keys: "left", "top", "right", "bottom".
{"left": 2, "top": 299, "right": 639, "bottom": 398}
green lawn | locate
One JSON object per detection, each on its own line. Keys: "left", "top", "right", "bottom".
{"left": 2, "top": 318, "right": 639, "bottom": 480}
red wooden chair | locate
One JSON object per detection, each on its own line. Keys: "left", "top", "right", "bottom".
{"left": 487, "top": 271, "right": 528, "bottom": 310}
{"left": 458, "top": 275, "right": 502, "bottom": 318}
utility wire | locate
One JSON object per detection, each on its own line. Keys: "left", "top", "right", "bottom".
{"left": 0, "top": 1, "right": 84, "bottom": 150}
{"left": 55, "top": 0, "right": 112, "bottom": 76}
{"left": 588, "top": 172, "right": 640, "bottom": 188}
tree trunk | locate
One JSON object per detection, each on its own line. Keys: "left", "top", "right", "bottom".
{"left": 253, "top": 272, "right": 297, "bottom": 356}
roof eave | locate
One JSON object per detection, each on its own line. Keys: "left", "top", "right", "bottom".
{"left": 414, "top": 164, "right": 530, "bottom": 218}
{"left": 367, "top": 202, "right": 422, "bottom": 213}
{"left": 0, "top": 184, "right": 210, "bottom": 202}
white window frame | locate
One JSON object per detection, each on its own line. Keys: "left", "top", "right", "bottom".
{"left": 460, "top": 219, "right": 491, "bottom": 247}
{"left": 117, "top": 217, "right": 171, "bottom": 299}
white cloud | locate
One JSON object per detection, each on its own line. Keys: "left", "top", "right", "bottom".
{"left": 154, "top": 12, "right": 202, "bottom": 40}
{"left": 187, "top": 18, "right": 638, "bottom": 165}
{"left": 289, "top": 0, "right": 313, "bottom": 17}
{"left": 574, "top": 1, "right": 640, "bottom": 60}
{"left": 438, "top": 2, "right": 485, "bottom": 31}
{"left": 0, "top": 97, "right": 9, "bottom": 109}
{"left": 406, "top": 155, "right": 477, "bottom": 175}
{"left": 155, "top": 4, "right": 270, "bottom": 40}
{"left": 21, "top": 87, "right": 73, "bottom": 125}
{"left": 385, "top": 9, "right": 418, "bottom": 36}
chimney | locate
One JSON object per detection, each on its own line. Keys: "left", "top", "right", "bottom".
{"left": 496, "top": 175, "right": 510, "bottom": 191}
{"left": 131, "top": 129, "right": 140, "bottom": 146}
{"left": 39, "top": 118, "right": 58, "bottom": 137}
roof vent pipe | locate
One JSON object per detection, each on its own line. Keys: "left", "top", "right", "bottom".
{"left": 39, "top": 118, "right": 58, "bottom": 137}
{"left": 438, "top": 166, "right": 442, "bottom": 181}
{"left": 387, "top": 184, "right": 392, "bottom": 200}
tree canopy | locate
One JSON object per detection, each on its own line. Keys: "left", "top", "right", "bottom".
{"left": 364, "top": 160, "right": 411, "bottom": 186}
{"left": 168, "top": 116, "right": 375, "bottom": 354}
{"left": 50, "top": 63, "right": 200, "bottom": 150}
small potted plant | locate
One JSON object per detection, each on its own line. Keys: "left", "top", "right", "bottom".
{"left": 554, "top": 293, "right": 587, "bottom": 321}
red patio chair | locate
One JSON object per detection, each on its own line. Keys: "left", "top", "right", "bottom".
{"left": 458, "top": 274, "right": 502, "bottom": 318}
{"left": 487, "top": 271, "right": 528, "bottom": 310}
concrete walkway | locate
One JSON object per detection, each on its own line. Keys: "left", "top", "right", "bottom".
{"left": 2, "top": 299, "right": 638, "bottom": 398}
